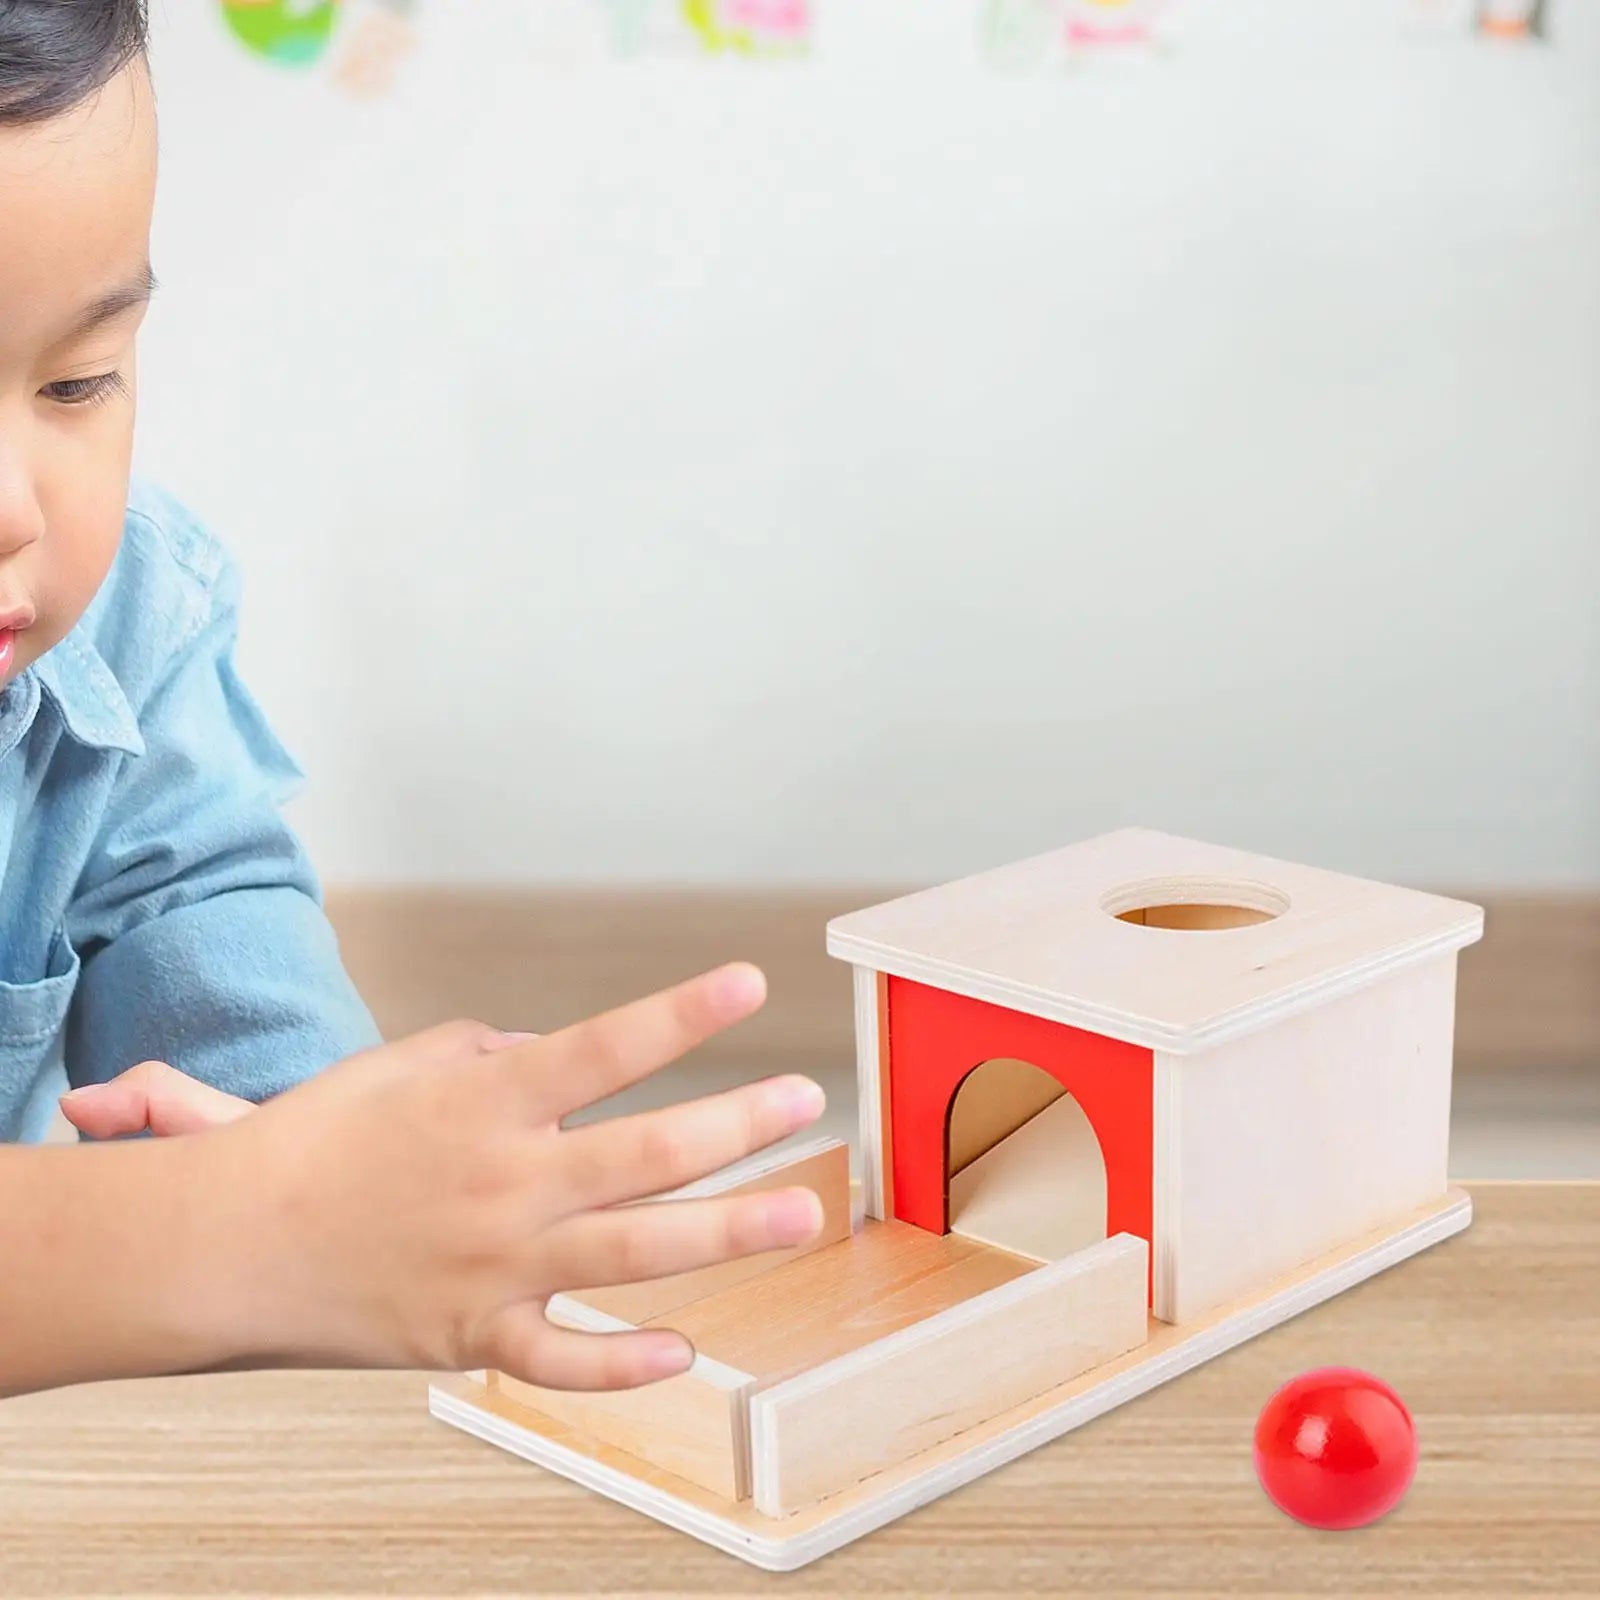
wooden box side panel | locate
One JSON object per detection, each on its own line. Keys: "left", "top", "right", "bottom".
{"left": 747, "top": 1232, "right": 1149, "bottom": 1517}
{"left": 493, "top": 1362, "right": 750, "bottom": 1501}
{"left": 1157, "top": 954, "right": 1458, "bottom": 1322}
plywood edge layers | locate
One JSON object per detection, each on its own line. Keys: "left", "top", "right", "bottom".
{"left": 824, "top": 917, "right": 1483, "bottom": 1053}
{"left": 851, "top": 965, "right": 886, "bottom": 1220}
{"left": 1151, "top": 1057, "right": 1182, "bottom": 1323}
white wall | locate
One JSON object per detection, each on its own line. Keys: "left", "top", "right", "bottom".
{"left": 134, "top": 0, "right": 1600, "bottom": 888}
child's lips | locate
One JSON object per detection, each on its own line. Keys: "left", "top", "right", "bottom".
{"left": 0, "top": 605, "right": 35, "bottom": 677}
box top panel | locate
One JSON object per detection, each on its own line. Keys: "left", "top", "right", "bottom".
{"left": 825, "top": 828, "right": 1483, "bottom": 1052}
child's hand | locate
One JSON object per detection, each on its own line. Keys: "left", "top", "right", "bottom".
{"left": 192, "top": 962, "right": 827, "bottom": 1391}
{"left": 59, "top": 1062, "right": 254, "bottom": 1138}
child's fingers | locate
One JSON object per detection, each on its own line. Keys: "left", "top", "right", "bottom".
{"left": 510, "top": 962, "right": 768, "bottom": 1125}
{"left": 553, "top": 1073, "right": 825, "bottom": 1212}
{"left": 382, "top": 1018, "right": 531, "bottom": 1070}
{"left": 483, "top": 1310, "right": 694, "bottom": 1393}
{"left": 535, "top": 1186, "right": 825, "bottom": 1292}
{"left": 59, "top": 1061, "right": 254, "bottom": 1138}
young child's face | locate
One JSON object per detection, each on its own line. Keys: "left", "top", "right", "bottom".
{"left": 0, "top": 60, "right": 156, "bottom": 689}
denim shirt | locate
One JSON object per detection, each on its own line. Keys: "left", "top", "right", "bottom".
{"left": 0, "top": 480, "right": 380, "bottom": 1144}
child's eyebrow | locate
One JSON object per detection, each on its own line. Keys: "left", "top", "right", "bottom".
{"left": 66, "top": 263, "right": 158, "bottom": 340}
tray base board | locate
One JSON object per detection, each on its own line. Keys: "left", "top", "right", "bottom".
{"left": 429, "top": 1186, "right": 1471, "bottom": 1571}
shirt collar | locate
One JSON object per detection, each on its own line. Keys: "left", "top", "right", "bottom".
{"left": 30, "top": 627, "right": 145, "bottom": 757}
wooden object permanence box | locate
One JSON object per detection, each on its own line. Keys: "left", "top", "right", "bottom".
{"left": 430, "top": 828, "right": 1482, "bottom": 1568}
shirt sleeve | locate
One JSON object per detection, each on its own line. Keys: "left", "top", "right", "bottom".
{"left": 61, "top": 556, "right": 382, "bottom": 1101}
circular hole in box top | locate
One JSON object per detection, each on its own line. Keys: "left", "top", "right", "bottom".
{"left": 1102, "top": 875, "right": 1290, "bottom": 931}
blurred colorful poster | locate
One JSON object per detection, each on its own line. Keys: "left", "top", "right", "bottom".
{"left": 218, "top": 0, "right": 343, "bottom": 65}
{"left": 980, "top": 0, "right": 1172, "bottom": 70}
{"left": 687, "top": 0, "right": 810, "bottom": 51}
{"left": 1407, "top": 0, "right": 1551, "bottom": 40}
{"left": 216, "top": 0, "right": 419, "bottom": 91}
{"left": 1476, "top": 0, "right": 1547, "bottom": 38}
{"left": 599, "top": 0, "right": 813, "bottom": 57}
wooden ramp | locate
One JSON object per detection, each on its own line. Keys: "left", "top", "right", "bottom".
{"left": 949, "top": 1091, "right": 1109, "bottom": 1263}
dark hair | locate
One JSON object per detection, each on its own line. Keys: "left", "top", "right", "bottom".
{"left": 0, "top": 0, "right": 148, "bottom": 125}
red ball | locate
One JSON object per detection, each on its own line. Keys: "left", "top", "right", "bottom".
{"left": 1253, "top": 1366, "right": 1418, "bottom": 1530}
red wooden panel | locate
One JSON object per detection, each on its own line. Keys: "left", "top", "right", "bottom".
{"left": 886, "top": 976, "right": 1154, "bottom": 1302}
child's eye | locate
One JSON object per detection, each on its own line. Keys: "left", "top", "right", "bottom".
{"left": 41, "top": 372, "right": 129, "bottom": 408}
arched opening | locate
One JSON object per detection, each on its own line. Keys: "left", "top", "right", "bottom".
{"left": 945, "top": 1058, "right": 1109, "bottom": 1263}
{"left": 885, "top": 976, "right": 1154, "bottom": 1302}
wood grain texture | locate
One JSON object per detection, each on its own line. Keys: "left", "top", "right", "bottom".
{"left": 823, "top": 828, "right": 1483, "bottom": 1051}
{"left": 322, "top": 884, "right": 864, "bottom": 1071}
{"left": 319, "top": 885, "right": 1597, "bottom": 1081}
{"left": 1, "top": 1184, "right": 1594, "bottom": 1595}
{"left": 570, "top": 1139, "right": 852, "bottom": 1325}
{"left": 1452, "top": 892, "right": 1600, "bottom": 1071}
{"left": 436, "top": 1190, "right": 1471, "bottom": 1568}
{"left": 643, "top": 1220, "right": 1037, "bottom": 1379}
{"left": 748, "top": 1234, "right": 1149, "bottom": 1517}
{"left": 492, "top": 1361, "right": 749, "bottom": 1500}
{"left": 1156, "top": 956, "right": 1458, "bottom": 1322}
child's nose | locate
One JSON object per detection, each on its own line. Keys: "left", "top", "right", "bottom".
{"left": 0, "top": 448, "right": 45, "bottom": 557}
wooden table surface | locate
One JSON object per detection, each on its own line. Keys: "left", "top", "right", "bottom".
{"left": 3, "top": 1182, "right": 1596, "bottom": 1598}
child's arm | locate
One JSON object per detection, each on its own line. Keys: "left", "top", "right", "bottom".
{"left": 1, "top": 964, "right": 825, "bottom": 1399}
{"left": 61, "top": 551, "right": 381, "bottom": 1106}
{"left": 0, "top": 1130, "right": 245, "bottom": 1396}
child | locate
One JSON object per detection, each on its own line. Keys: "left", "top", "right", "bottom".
{"left": 0, "top": 2, "right": 825, "bottom": 1399}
